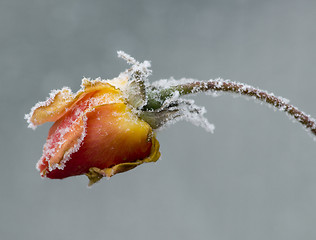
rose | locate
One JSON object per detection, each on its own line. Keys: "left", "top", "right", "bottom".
{"left": 26, "top": 77, "right": 160, "bottom": 186}
{"left": 26, "top": 51, "right": 316, "bottom": 186}
{"left": 25, "top": 52, "right": 215, "bottom": 186}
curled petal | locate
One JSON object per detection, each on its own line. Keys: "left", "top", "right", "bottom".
{"left": 25, "top": 77, "right": 126, "bottom": 129}
{"left": 25, "top": 87, "right": 75, "bottom": 129}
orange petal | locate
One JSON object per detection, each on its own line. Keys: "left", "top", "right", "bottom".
{"left": 25, "top": 87, "right": 75, "bottom": 129}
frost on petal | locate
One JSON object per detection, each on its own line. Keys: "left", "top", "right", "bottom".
{"left": 25, "top": 87, "right": 75, "bottom": 129}
{"left": 80, "top": 77, "right": 128, "bottom": 94}
{"left": 36, "top": 93, "right": 92, "bottom": 176}
{"left": 25, "top": 77, "right": 128, "bottom": 130}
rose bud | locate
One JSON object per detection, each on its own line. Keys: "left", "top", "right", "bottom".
{"left": 26, "top": 77, "right": 160, "bottom": 186}
{"left": 25, "top": 51, "right": 215, "bottom": 186}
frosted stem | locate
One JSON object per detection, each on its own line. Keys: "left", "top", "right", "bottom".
{"left": 145, "top": 79, "right": 316, "bottom": 137}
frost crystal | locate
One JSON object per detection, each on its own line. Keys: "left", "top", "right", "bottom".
{"left": 164, "top": 98, "right": 215, "bottom": 133}
{"left": 152, "top": 77, "right": 195, "bottom": 89}
{"left": 117, "top": 51, "right": 152, "bottom": 80}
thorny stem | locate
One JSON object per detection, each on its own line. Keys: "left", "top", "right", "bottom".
{"left": 145, "top": 79, "right": 316, "bottom": 137}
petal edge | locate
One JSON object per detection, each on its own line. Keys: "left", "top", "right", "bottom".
{"left": 25, "top": 87, "right": 75, "bottom": 129}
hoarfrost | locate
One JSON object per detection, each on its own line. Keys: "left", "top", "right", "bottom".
{"left": 149, "top": 76, "right": 301, "bottom": 135}
{"left": 169, "top": 98, "right": 215, "bottom": 133}
{"left": 151, "top": 91, "right": 215, "bottom": 133}
{"left": 117, "top": 50, "right": 152, "bottom": 80}
{"left": 117, "top": 51, "right": 153, "bottom": 109}
{"left": 152, "top": 77, "right": 195, "bottom": 89}
{"left": 36, "top": 101, "right": 94, "bottom": 173}
{"left": 57, "top": 113, "right": 88, "bottom": 171}
{"left": 117, "top": 51, "right": 137, "bottom": 65}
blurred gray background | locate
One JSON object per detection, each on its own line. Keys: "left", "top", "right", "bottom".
{"left": 1, "top": 0, "right": 316, "bottom": 239}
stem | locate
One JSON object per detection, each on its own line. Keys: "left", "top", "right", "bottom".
{"left": 145, "top": 79, "right": 316, "bottom": 137}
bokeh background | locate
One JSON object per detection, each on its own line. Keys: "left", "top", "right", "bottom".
{"left": 1, "top": 0, "right": 316, "bottom": 239}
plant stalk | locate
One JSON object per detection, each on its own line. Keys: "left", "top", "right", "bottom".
{"left": 145, "top": 79, "right": 316, "bottom": 137}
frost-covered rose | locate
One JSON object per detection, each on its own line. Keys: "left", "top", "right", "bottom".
{"left": 27, "top": 51, "right": 310, "bottom": 186}
{"left": 25, "top": 77, "right": 160, "bottom": 185}
{"left": 25, "top": 52, "right": 214, "bottom": 185}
